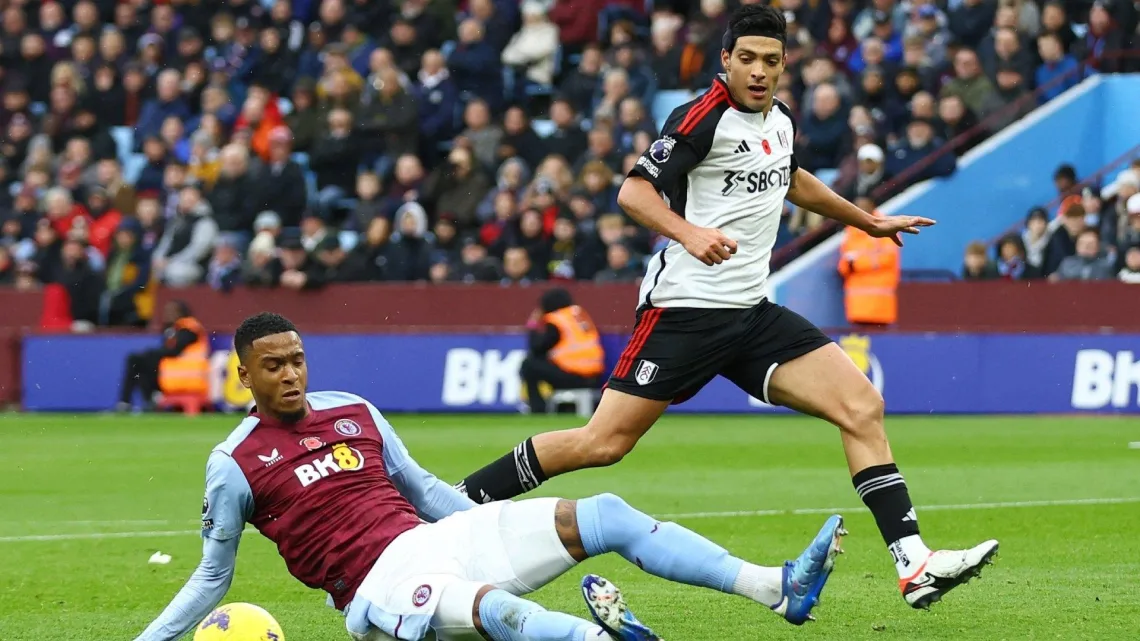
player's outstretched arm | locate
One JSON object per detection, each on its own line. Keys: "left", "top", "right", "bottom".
{"left": 786, "top": 169, "right": 935, "bottom": 246}
{"left": 365, "top": 401, "right": 477, "bottom": 520}
{"left": 135, "top": 452, "right": 251, "bottom": 641}
{"left": 133, "top": 537, "right": 239, "bottom": 641}
{"left": 619, "top": 177, "right": 737, "bottom": 265}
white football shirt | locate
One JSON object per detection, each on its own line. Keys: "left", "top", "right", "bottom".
{"left": 628, "top": 75, "right": 799, "bottom": 309}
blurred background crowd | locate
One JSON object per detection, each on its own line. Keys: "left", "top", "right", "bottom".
{"left": 0, "top": 0, "right": 1136, "bottom": 327}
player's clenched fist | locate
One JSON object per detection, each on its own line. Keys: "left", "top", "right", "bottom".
{"left": 681, "top": 225, "right": 738, "bottom": 265}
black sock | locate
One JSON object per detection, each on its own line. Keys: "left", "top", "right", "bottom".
{"left": 852, "top": 463, "right": 920, "bottom": 545}
{"left": 456, "top": 438, "right": 549, "bottom": 504}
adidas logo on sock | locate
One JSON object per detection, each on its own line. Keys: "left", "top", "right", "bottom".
{"left": 902, "top": 508, "right": 917, "bottom": 522}
{"left": 733, "top": 140, "right": 752, "bottom": 154}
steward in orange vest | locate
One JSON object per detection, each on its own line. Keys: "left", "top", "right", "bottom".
{"left": 117, "top": 300, "right": 210, "bottom": 412}
{"left": 838, "top": 211, "right": 901, "bottom": 326}
{"left": 520, "top": 288, "right": 605, "bottom": 414}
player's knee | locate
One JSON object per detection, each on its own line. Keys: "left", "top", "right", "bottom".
{"left": 838, "top": 387, "right": 885, "bottom": 435}
{"left": 589, "top": 438, "right": 634, "bottom": 467}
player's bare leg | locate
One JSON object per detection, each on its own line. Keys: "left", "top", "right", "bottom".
{"left": 765, "top": 343, "right": 998, "bottom": 609}
{"left": 555, "top": 497, "right": 843, "bottom": 626}
{"left": 457, "top": 390, "right": 669, "bottom": 503}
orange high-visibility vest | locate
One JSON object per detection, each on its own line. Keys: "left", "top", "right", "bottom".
{"left": 838, "top": 222, "right": 900, "bottom": 325}
{"left": 158, "top": 317, "right": 210, "bottom": 396}
{"left": 543, "top": 305, "right": 605, "bottom": 377}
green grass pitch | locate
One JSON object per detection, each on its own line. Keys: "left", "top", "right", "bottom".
{"left": 2, "top": 413, "right": 1138, "bottom": 640}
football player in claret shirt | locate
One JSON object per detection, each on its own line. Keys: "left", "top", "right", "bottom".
{"left": 134, "top": 312, "right": 845, "bottom": 641}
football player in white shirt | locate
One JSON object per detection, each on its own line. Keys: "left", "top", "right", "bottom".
{"left": 458, "top": 4, "right": 997, "bottom": 613}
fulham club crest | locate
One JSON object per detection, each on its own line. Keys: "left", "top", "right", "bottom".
{"left": 777, "top": 130, "right": 790, "bottom": 150}
{"left": 334, "top": 419, "right": 362, "bottom": 437}
{"left": 648, "top": 137, "right": 676, "bottom": 163}
{"left": 412, "top": 584, "right": 432, "bottom": 607}
{"left": 634, "top": 360, "right": 659, "bottom": 386}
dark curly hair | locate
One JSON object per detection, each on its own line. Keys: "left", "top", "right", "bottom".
{"left": 722, "top": 4, "right": 788, "bottom": 52}
{"left": 234, "top": 312, "right": 299, "bottom": 362}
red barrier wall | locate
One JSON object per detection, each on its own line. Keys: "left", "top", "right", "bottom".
{"left": 896, "top": 281, "right": 1140, "bottom": 332}
{"left": 150, "top": 283, "right": 644, "bottom": 333}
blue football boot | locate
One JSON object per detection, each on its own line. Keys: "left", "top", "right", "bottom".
{"left": 771, "top": 514, "right": 847, "bottom": 625}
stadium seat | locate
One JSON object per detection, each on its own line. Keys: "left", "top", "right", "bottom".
{"left": 290, "top": 152, "right": 310, "bottom": 169}
{"left": 652, "top": 90, "right": 696, "bottom": 131}
{"left": 277, "top": 97, "right": 293, "bottom": 116}
{"left": 158, "top": 394, "right": 206, "bottom": 416}
{"left": 547, "top": 388, "right": 599, "bottom": 418}
{"left": 532, "top": 119, "right": 556, "bottom": 138}
{"left": 338, "top": 230, "right": 360, "bottom": 251}
{"left": 110, "top": 127, "right": 133, "bottom": 164}
{"left": 123, "top": 153, "right": 147, "bottom": 185}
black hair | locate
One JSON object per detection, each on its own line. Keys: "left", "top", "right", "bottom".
{"left": 234, "top": 312, "right": 298, "bottom": 362}
{"left": 540, "top": 287, "right": 573, "bottom": 313}
{"left": 169, "top": 299, "right": 192, "bottom": 318}
{"left": 722, "top": 4, "right": 787, "bottom": 53}
{"left": 1054, "top": 164, "right": 1077, "bottom": 182}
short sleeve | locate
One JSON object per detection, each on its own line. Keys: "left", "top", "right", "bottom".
{"left": 201, "top": 451, "right": 253, "bottom": 541}
{"left": 773, "top": 98, "right": 800, "bottom": 174}
{"left": 627, "top": 100, "right": 721, "bottom": 193}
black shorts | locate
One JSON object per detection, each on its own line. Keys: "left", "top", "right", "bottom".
{"left": 607, "top": 300, "right": 833, "bottom": 404}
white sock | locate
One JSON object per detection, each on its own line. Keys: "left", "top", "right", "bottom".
{"left": 891, "top": 534, "right": 932, "bottom": 579}
{"left": 731, "top": 562, "right": 784, "bottom": 607}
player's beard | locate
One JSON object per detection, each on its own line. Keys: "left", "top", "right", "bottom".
{"left": 278, "top": 408, "right": 307, "bottom": 424}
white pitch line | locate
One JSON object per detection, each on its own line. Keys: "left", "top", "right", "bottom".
{"left": 1, "top": 497, "right": 1136, "bottom": 543}
{"left": 656, "top": 496, "right": 1140, "bottom": 520}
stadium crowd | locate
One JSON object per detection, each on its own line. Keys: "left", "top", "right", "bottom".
{"left": 0, "top": 0, "right": 1136, "bottom": 326}
{"left": 963, "top": 159, "right": 1140, "bottom": 283}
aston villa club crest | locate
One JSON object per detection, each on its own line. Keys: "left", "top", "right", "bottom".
{"left": 412, "top": 584, "right": 432, "bottom": 607}
{"left": 648, "top": 136, "right": 676, "bottom": 163}
{"left": 334, "top": 419, "right": 362, "bottom": 437}
{"left": 777, "top": 130, "right": 790, "bottom": 150}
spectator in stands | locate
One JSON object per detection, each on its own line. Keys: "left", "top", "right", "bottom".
{"left": 84, "top": 187, "right": 123, "bottom": 259}
{"left": 273, "top": 231, "right": 329, "bottom": 290}
{"left": 937, "top": 94, "right": 983, "bottom": 153}
{"left": 885, "top": 118, "right": 956, "bottom": 185}
{"left": 57, "top": 230, "right": 104, "bottom": 327}
{"left": 460, "top": 99, "right": 504, "bottom": 171}
{"left": 1043, "top": 203, "right": 1088, "bottom": 275}
{"left": 962, "top": 240, "right": 999, "bottom": 279}
{"left": 135, "top": 136, "right": 169, "bottom": 193}
{"left": 414, "top": 49, "right": 460, "bottom": 154}
{"left": 989, "top": 63, "right": 1033, "bottom": 130}
{"left": 339, "top": 216, "right": 393, "bottom": 282}
{"left": 248, "top": 127, "right": 308, "bottom": 229}
{"left": 384, "top": 202, "right": 433, "bottom": 281}
{"left": 135, "top": 70, "right": 191, "bottom": 152}
{"left": 544, "top": 99, "right": 587, "bottom": 164}
{"left": 453, "top": 236, "right": 502, "bottom": 282}
{"left": 949, "top": 0, "right": 998, "bottom": 48}
{"left": 152, "top": 183, "right": 219, "bottom": 287}
{"left": 850, "top": 143, "right": 886, "bottom": 200}
{"left": 100, "top": 218, "right": 153, "bottom": 327}
{"left": 0, "top": 246, "right": 12, "bottom": 286}
{"left": 449, "top": 19, "right": 505, "bottom": 113}
{"left": 358, "top": 65, "right": 419, "bottom": 173}
{"left": 501, "top": 245, "right": 536, "bottom": 284}
{"left": 502, "top": 1, "right": 560, "bottom": 95}
{"left": 983, "top": 26, "right": 1035, "bottom": 83}
{"left": 559, "top": 45, "right": 605, "bottom": 115}
{"left": 996, "top": 233, "right": 1038, "bottom": 279}
{"left": 1036, "top": 32, "right": 1091, "bottom": 104}
{"left": 594, "top": 240, "right": 642, "bottom": 283}
{"left": 1074, "top": 1, "right": 1128, "bottom": 73}
{"left": 1053, "top": 164, "right": 1079, "bottom": 199}
{"left": 422, "top": 145, "right": 490, "bottom": 230}
{"left": 285, "top": 79, "right": 321, "bottom": 153}
{"left": 309, "top": 108, "right": 361, "bottom": 220}
{"left": 519, "top": 287, "right": 605, "bottom": 414}
{"left": 1117, "top": 194, "right": 1140, "bottom": 251}
{"left": 1051, "top": 228, "right": 1116, "bottom": 281}
{"left": 351, "top": 172, "right": 385, "bottom": 232}
{"left": 208, "top": 144, "right": 258, "bottom": 242}
{"left": 941, "top": 48, "right": 1003, "bottom": 120}
{"left": 1022, "top": 207, "right": 1051, "bottom": 273}
{"left": 1119, "top": 245, "right": 1140, "bottom": 283}
{"left": 206, "top": 236, "right": 243, "bottom": 292}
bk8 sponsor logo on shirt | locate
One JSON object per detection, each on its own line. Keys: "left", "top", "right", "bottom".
{"left": 293, "top": 443, "right": 365, "bottom": 487}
